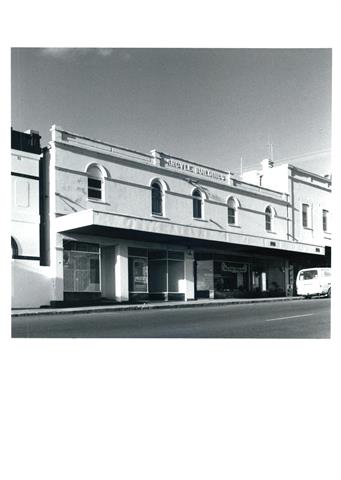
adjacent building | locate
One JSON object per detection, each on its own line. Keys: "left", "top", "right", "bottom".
{"left": 11, "top": 128, "right": 51, "bottom": 308}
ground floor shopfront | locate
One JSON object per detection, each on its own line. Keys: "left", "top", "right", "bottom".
{"left": 52, "top": 230, "right": 329, "bottom": 306}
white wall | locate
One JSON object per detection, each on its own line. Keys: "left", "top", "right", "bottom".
{"left": 12, "top": 260, "right": 51, "bottom": 308}
{"left": 51, "top": 127, "right": 292, "bottom": 247}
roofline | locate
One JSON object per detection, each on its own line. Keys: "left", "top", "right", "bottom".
{"left": 288, "top": 164, "right": 331, "bottom": 183}
{"left": 50, "top": 125, "right": 234, "bottom": 177}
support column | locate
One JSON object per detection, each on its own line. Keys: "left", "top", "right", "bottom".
{"left": 115, "top": 244, "right": 129, "bottom": 302}
{"left": 51, "top": 233, "right": 64, "bottom": 302}
{"left": 185, "top": 250, "right": 195, "bottom": 301}
{"left": 101, "top": 247, "right": 116, "bottom": 300}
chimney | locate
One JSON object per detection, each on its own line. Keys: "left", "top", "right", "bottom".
{"left": 150, "top": 149, "right": 161, "bottom": 166}
{"left": 24, "top": 129, "right": 40, "bottom": 136}
{"left": 261, "top": 158, "right": 274, "bottom": 170}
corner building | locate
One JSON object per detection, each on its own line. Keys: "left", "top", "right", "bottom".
{"left": 43, "top": 126, "right": 330, "bottom": 306}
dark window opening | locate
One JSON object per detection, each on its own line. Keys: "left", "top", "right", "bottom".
{"left": 322, "top": 210, "right": 328, "bottom": 232}
{"left": 193, "top": 189, "right": 202, "bottom": 219}
{"left": 302, "top": 203, "right": 309, "bottom": 228}
{"left": 265, "top": 207, "right": 272, "bottom": 231}
{"left": 151, "top": 182, "right": 163, "bottom": 215}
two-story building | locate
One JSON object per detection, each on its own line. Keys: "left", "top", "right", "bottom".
{"left": 242, "top": 158, "right": 332, "bottom": 291}
{"left": 37, "top": 125, "right": 331, "bottom": 307}
{"left": 11, "top": 128, "right": 51, "bottom": 308}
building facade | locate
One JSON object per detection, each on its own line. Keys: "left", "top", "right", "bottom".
{"left": 11, "top": 129, "right": 51, "bottom": 308}
{"left": 33, "top": 125, "right": 331, "bottom": 307}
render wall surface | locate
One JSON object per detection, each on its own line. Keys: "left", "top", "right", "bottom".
{"left": 11, "top": 151, "right": 41, "bottom": 257}
{"left": 292, "top": 178, "right": 331, "bottom": 247}
{"left": 51, "top": 134, "right": 292, "bottom": 246}
{"left": 12, "top": 260, "right": 51, "bottom": 308}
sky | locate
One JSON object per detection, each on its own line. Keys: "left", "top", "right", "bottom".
{"left": 11, "top": 48, "right": 332, "bottom": 176}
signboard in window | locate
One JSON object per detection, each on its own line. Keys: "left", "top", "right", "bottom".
{"left": 221, "top": 262, "right": 247, "bottom": 273}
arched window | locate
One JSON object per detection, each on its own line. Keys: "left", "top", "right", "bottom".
{"left": 227, "top": 197, "right": 237, "bottom": 225}
{"left": 11, "top": 237, "right": 19, "bottom": 258}
{"left": 151, "top": 181, "right": 163, "bottom": 215}
{"left": 87, "top": 165, "right": 104, "bottom": 200}
{"left": 192, "top": 188, "right": 203, "bottom": 219}
{"left": 265, "top": 206, "right": 273, "bottom": 231}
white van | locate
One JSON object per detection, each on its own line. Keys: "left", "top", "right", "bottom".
{"left": 296, "top": 267, "right": 331, "bottom": 298}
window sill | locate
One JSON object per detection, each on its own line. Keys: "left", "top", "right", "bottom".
{"left": 151, "top": 214, "right": 170, "bottom": 220}
{"left": 265, "top": 230, "right": 277, "bottom": 234}
{"left": 87, "top": 198, "right": 110, "bottom": 205}
{"left": 228, "top": 224, "right": 241, "bottom": 228}
{"left": 303, "top": 226, "right": 313, "bottom": 231}
{"left": 192, "top": 217, "right": 207, "bottom": 222}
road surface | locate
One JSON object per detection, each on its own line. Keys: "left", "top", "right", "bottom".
{"left": 12, "top": 298, "right": 330, "bottom": 338}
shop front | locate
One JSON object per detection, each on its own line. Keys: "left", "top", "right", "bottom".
{"left": 128, "top": 247, "right": 186, "bottom": 302}
{"left": 63, "top": 240, "right": 102, "bottom": 303}
{"left": 195, "top": 251, "right": 287, "bottom": 299}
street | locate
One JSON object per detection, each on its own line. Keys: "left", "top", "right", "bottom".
{"left": 12, "top": 298, "right": 330, "bottom": 338}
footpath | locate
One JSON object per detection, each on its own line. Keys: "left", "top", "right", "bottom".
{"left": 12, "top": 296, "right": 304, "bottom": 317}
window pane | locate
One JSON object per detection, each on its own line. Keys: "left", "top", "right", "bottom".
{"left": 148, "top": 259, "right": 167, "bottom": 292}
{"left": 128, "top": 247, "right": 148, "bottom": 257}
{"left": 129, "top": 257, "right": 148, "bottom": 292}
{"left": 265, "top": 214, "right": 271, "bottom": 230}
{"left": 152, "top": 183, "right": 162, "bottom": 215}
{"left": 63, "top": 241, "right": 99, "bottom": 252}
{"left": 322, "top": 210, "right": 328, "bottom": 231}
{"left": 90, "top": 258, "right": 99, "bottom": 284}
{"left": 149, "top": 249, "right": 167, "bottom": 259}
{"left": 302, "top": 204, "right": 309, "bottom": 227}
{"left": 168, "top": 260, "right": 184, "bottom": 292}
{"left": 193, "top": 197, "right": 202, "bottom": 218}
{"left": 301, "top": 270, "right": 318, "bottom": 280}
{"left": 88, "top": 188, "right": 102, "bottom": 199}
{"left": 63, "top": 250, "right": 100, "bottom": 292}
{"left": 88, "top": 178, "right": 102, "bottom": 188}
{"left": 228, "top": 207, "right": 235, "bottom": 224}
{"left": 168, "top": 251, "right": 184, "bottom": 260}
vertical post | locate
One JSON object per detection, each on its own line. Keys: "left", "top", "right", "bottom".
{"left": 51, "top": 233, "right": 64, "bottom": 302}
{"left": 185, "top": 250, "right": 195, "bottom": 300}
{"left": 115, "top": 244, "right": 129, "bottom": 302}
{"left": 102, "top": 247, "right": 116, "bottom": 300}
{"left": 261, "top": 272, "right": 267, "bottom": 292}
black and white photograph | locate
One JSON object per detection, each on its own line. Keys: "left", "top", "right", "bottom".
{"left": 1, "top": 2, "right": 340, "bottom": 480}
{"left": 11, "top": 47, "right": 331, "bottom": 338}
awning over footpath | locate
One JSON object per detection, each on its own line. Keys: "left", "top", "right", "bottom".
{"left": 55, "top": 209, "right": 325, "bottom": 256}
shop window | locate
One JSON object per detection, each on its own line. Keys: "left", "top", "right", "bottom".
{"left": 63, "top": 241, "right": 100, "bottom": 292}
{"left": 87, "top": 164, "right": 104, "bottom": 200}
{"left": 265, "top": 206, "right": 273, "bottom": 231}
{"left": 192, "top": 188, "right": 203, "bottom": 219}
{"left": 128, "top": 247, "right": 148, "bottom": 258}
{"left": 322, "top": 209, "right": 329, "bottom": 232}
{"left": 128, "top": 248, "right": 185, "bottom": 299}
{"left": 128, "top": 257, "right": 148, "bottom": 293}
{"left": 151, "top": 181, "right": 163, "bottom": 215}
{"left": 227, "top": 197, "right": 237, "bottom": 225}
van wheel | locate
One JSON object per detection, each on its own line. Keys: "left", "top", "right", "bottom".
{"left": 327, "top": 288, "right": 331, "bottom": 298}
